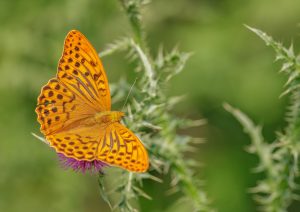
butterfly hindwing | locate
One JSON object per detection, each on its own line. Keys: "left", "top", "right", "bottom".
{"left": 46, "top": 125, "right": 103, "bottom": 161}
{"left": 45, "top": 122, "right": 149, "bottom": 173}
{"left": 97, "top": 123, "right": 149, "bottom": 172}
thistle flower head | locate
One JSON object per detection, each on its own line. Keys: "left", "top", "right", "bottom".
{"left": 58, "top": 153, "right": 108, "bottom": 174}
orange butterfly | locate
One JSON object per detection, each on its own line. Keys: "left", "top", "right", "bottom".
{"left": 35, "top": 30, "right": 149, "bottom": 173}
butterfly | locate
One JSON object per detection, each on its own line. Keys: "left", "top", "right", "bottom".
{"left": 35, "top": 30, "right": 149, "bottom": 173}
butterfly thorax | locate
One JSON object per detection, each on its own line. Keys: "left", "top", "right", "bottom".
{"left": 94, "top": 111, "right": 125, "bottom": 125}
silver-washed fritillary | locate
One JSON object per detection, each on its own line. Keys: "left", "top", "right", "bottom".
{"left": 35, "top": 30, "right": 149, "bottom": 173}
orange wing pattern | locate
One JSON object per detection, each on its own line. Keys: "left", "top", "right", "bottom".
{"left": 36, "top": 78, "right": 96, "bottom": 135}
{"left": 45, "top": 122, "right": 149, "bottom": 172}
{"left": 97, "top": 123, "right": 149, "bottom": 172}
{"left": 36, "top": 30, "right": 111, "bottom": 135}
{"left": 46, "top": 124, "right": 103, "bottom": 161}
{"left": 57, "top": 30, "right": 111, "bottom": 111}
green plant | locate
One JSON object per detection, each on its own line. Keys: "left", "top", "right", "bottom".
{"left": 225, "top": 26, "right": 300, "bottom": 211}
{"left": 96, "top": 0, "right": 214, "bottom": 211}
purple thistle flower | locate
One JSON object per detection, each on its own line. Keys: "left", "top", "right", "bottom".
{"left": 58, "top": 153, "right": 108, "bottom": 174}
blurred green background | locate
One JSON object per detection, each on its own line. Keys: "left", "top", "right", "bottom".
{"left": 1, "top": 0, "right": 300, "bottom": 211}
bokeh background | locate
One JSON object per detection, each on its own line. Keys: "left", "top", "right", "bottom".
{"left": 1, "top": 0, "right": 300, "bottom": 211}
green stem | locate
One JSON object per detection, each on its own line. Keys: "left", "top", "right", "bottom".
{"left": 173, "top": 160, "right": 212, "bottom": 211}
{"left": 119, "top": 0, "right": 145, "bottom": 47}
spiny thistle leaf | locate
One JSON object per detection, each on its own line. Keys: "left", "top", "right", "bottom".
{"left": 130, "top": 39, "right": 156, "bottom": 96}
{"left": 225, "top": 103, "right": 298, "bottom": 211}
{"left": 119, "top": 0, "right": 149, "bottom": 48}
{"left": 99, "top": 37, "right": 131, "bottom": 57}
{"left": 31, "top": 132, "right": 49, "bottom": 145}
{"left": 225, "top": 26, "right": 300, "bottom": 212}
{"left": 98, "top": 173, "right": 113, "bottom": 210}
{"left": 154, "top": 46, "right": 192, "bottom": 82}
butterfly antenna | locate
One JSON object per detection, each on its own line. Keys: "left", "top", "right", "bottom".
{"left": 122, "top": 77, "right": 138, "bottom": 112}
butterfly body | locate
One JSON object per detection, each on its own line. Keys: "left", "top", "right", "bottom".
{"left": 35, "top": 30, "right": 149, "bottom": 172}
{"left": 75, "top": 111, "right": 124, "bottom": 128}
{"left": 94, "top": 111, "right": 125, "bottom": 124}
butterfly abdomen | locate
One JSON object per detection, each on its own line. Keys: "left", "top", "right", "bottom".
{"left": 94, "top": 111, "right": 125, "bottom": 125}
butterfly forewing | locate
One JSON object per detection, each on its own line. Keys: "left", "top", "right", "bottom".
{"left": 36, "top": 78, "right": 96, "bottom": 135}
{"left": 57, "top": 30, "right": 111, "bottom": 111}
